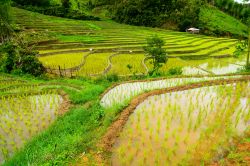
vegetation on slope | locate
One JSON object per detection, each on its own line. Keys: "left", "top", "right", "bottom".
{"left": 212, "top": 0, "right": 250, "bottom": 24}
{"left": 0, "top": 2, "right": 45, "bottom": 77}
{"left": 0, "top": 0, "right": 13, "bottom": 43}
{"left": 12, "top": 0, "right": 99, "bottom": 20}
{"left": 96, "top": 0, "right": 248, "bottom": 37}
{"left": 12, "top": 0, "right": 249, "bottom": 37}
{"left": 199, "top": 5, "right": 248, "bottom": 37}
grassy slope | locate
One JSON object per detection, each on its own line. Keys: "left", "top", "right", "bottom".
{"left": 199, "top": 6, "right": 248, "bottom": 37}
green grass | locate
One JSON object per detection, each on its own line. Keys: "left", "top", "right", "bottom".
{"left": 1, "top": 74, "right": 113, "bottom": 165}
{"left": 56, "top": 34, "right": 105, "bottom": 43}
{"left": 39, "top": 52, "right": 85, "bottom": 69}
{"left": 199, "top": 6, "right": 248, "bottom": 37}
{"left": 78, "top": 53, "right": 111, "bottom": 75}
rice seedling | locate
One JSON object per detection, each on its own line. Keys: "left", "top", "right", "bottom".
{"left": 111, "top": 81, "right": 250, "bottom": 165}
{"left": 0, "top": 93, "right": 63, "bottom": 162}
{"left": 101, "top": 75, "right": 243, "bottom": 108}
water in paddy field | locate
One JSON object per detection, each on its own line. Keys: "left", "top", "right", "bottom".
{"left": 100, "top": 75, "right": 242, "bottom": 108}
{"left": 0, "top": 94, "right": 63, "bottom": 164}
{"left": 111, "top": 82, "right": 250, "bottom": 165}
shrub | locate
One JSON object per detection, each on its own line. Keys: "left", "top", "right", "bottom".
{"left": 106, "top": 73, "right": 119, "bottom": 82}
{"left": 167, "top": 67, "right": 183, "bottom": 76}
{"left": 0, "top": 41, "right": 45, "bottom": 76}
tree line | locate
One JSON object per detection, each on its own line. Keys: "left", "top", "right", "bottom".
{"left": 12, "top": 0, "right": 99, "bottom": 20}
{"left": 208, "top": 0, "right": 250, "bottom": 24}
{"left": 96, "top": 0, "right": 249, "bottom": 31}
{"left": 96, "top": 0, "right": 203, "bottom": 31}
{"left": 0, "top": 0, "right": 45, "bottom": 76}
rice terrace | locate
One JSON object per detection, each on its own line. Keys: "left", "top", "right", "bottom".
{"left": 0, "top": 0, "right": 250, "bottom": 165}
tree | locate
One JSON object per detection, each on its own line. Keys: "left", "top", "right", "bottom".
{"left": 0, "top": 0, "right": 12, "bottom": 43}
{"left": 0, "top": 40, "right": 45, "bottom": 76}
{"left": 144, "top": 35, "right": 168, "bottom": 75}
{"left": 61, "top": 0, "right": 71, "bottom": 13}
{"left": 13, "top": 0, "right": 50, "bottom": 7}
{"left": 234, "top": 18, "right": 250, "bottom": 69}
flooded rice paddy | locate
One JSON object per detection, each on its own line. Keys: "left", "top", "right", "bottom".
{"left": 112, "top": 82, "right": 250, "bottom": 165}
{"left": 0, "top": 94, "right": 63, "bottom": 163}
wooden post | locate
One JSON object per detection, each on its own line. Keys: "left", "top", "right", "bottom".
{"left": 59, "top": 65, "right": 62, "bottom": 77}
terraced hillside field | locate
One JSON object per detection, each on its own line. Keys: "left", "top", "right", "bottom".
{"left": 0, "top": 75, "right": 71, "bottom": 163}
{"left": 0, "top": 73, "right": 108, "bottom": 165}
{"left": 1, "top": 73, "right": 250, "bottom": 165}
{"left": 100, "top": 75, "right": 250, "bottom": 165}
{"left": 13, "top": 8, "right": 247, "bottom": 77}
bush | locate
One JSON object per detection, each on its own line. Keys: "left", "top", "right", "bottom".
{"left": 0, "top": 43, "right": 17, "bottom": 73}
{"left": 167, "top": 67, "right": 183, "bottom": 75}
{"left": 0, "top": 41, "right": 45, "bottom": 76}
{"left": 106, "top": 73, "right": 119, "bottom": 82}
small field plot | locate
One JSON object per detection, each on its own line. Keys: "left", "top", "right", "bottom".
{"left": 0, "top": 92, "right": 63, "bottom": 163}
{"left": 109, "top": 54, "right": 146, "bottom": 75}
{"left": 39, "top": 52, "right": 86, "bottom": 69}
{"left": 100, "top": 75, "right": 242, "bottom": 108}
{"left": 197, "top": 59, "right": 243, "bottom": 75}
{"left": 112, "top": 82, "right": 250, "bottom": 165}
{"left": 145, "top": 58, "right": 209, "bottom": 75}
{"left": 78, "top": 53, "right": 111, "bottom": 75}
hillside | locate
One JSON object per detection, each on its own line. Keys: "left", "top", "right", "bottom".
{"left": 0, "top": 2, "right": 250, "bottom": 166}
{"left": 199, "top": 6, "right": 248, "bottom": 37}
{"left": 11, "top": 7, "right": 247, "bottom": 77}
{"left": 12, "top": 0, "right": 249, "bottom": 38}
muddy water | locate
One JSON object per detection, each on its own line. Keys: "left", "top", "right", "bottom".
{"left": 0, "top": 94, "right": 63, "bottom": 164}
{"left": 112, "top": 82, "right": 250, "bottom": 165}
{"left": 101, "top": 75, "right": 242, "bottom": 108}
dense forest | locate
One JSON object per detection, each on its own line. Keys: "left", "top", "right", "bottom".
{"left": 97, "top": 0, "right": 250, "bottom": 31}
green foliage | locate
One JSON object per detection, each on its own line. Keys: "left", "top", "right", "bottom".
{"left": 126, "top": 64, "right": 133, "bottom": 73}
{"left": 13, "top": 0, "right": 51, "bottom": 7}
{"left": 0, "top": 43, "right": 17, "bottom": 72}
{"left": 212, "top": 0, "right": 250, "bottom": 24}
{"left": 106, "top": 73, "right": 119, "bottom": 82}
{"left": 167, "top": 67, "right": 183, "bottom": 76}
{"left": 233, "top": 40, "right": 248, "bottom": 58}
{"left": 0, "top": 40, "right": 45, "bottom": 76}
{"left": 0, "top": 0, "right": 12, "bottom": 43}
{"left": 105, "top": 0, "right": 202, "bottom": 29}
{"left": 144, "top": 35, "right": 168, "bottom": 75}
{"left": 13, "top": 0, "right": 100, "bottom": 21}
{"left": 199, "top": 6, "right": 248, "bottom": 37}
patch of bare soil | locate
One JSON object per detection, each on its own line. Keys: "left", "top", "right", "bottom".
{"left": 210, "top": 130, "right": 250, "bottom": 166}
{"left": 58, "top": 91, "right": 71, "bottom": 115}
